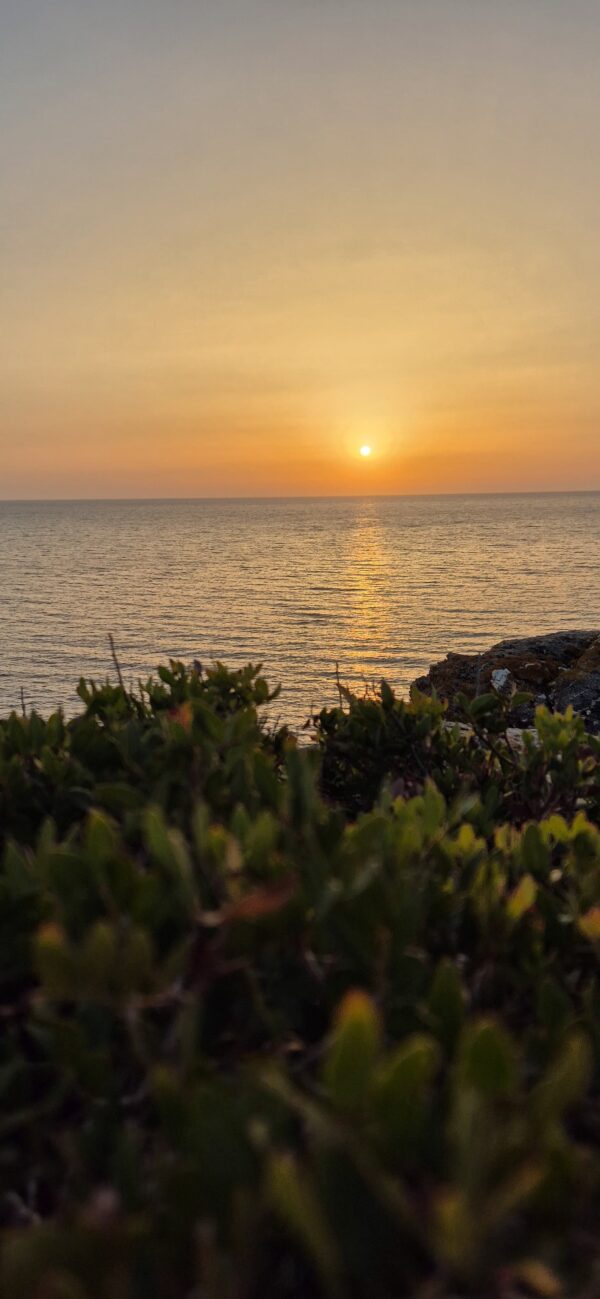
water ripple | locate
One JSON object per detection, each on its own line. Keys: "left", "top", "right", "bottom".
{"left": 1, "top": 494, "right": 599, "bottom": 727}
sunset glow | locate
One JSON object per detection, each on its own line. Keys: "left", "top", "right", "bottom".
{"left": 2, "top": 2, "right": 600, "bottom": 498}
{"left": 360, "top": 446, "right": 372, "bottom": 458}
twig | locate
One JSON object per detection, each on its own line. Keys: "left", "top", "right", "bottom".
{"left": 470, "top": 719, "right": 519, "bottom": 777}
{"left": 475, "top": 653, "right": 483, "bottom": 698}
{"left": 19, "top": 687, "right": 27, "bottom": 718}
{"left": 108, "top": 633, "right": 125, "bottom": 691}
{"left": 335, "top": 661, "right": 343, "bottom": 708}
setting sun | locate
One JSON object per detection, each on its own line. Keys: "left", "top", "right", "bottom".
{"left": 360, "top": 445, "right": 372, "bottom": 458}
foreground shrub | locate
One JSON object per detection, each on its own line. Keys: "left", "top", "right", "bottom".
{"left": 314, "top": 678, "right": 600, "bottom": 826}
{"left": 0, "top": 663, "right": 599, "bottom": 1297}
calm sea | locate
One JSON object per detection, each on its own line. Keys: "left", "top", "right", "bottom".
{"left": 1, "top": 494, "right": 599, "bottom": 729}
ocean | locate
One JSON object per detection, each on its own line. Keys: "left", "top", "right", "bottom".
{"left": 1, "top": 494, "right": 599, "bottom": 729}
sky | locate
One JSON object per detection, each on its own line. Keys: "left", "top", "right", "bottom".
{"left": 2, "top": 0, "right": 600, "bottom": 498}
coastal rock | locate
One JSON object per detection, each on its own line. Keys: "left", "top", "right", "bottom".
{"left": 412, "top": 630, "right": 600, "bottom": 733}
{"left": 552, "top": 671, "right": 600, "bottom": 734}
{"left": 491, "top": 668, "right": 516, "bottom": 699}
{"left": 486, "top": 630, "right": 598, "bottom": 662}
{"left": 568, "top": 638, "right": 600, "bottom": 674}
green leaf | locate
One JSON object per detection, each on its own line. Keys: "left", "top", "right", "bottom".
{"left": 323, "top": 991, "right": 381, "bottom": 1113}
{"left": 2, "top": 841, "right": 37, "bottom": 898}
{"left": 521, "top": 824, "right": 549, "bottom": 874}
{"left": 535, "top": 1033, "right": 592, "bottom": 1122}
{"left": 428, "top": 960, "right": 465, "bottom": 1053}
{"left": 458, "top": 1020, "right": 517, "bottom": 1096}
{"left": 95, "top": 782, "right": 143, "bottom": 812}
{"left": 79, "top": 921, "right": 117, "bottom": 996}
{"left": 84, "top": 809, "right": 117, "bottom": 864}
{"left": 34, "top": 923, "right": 75, "bottom": 999}
{"left": 372, "top": 1034, "right": 439, "bottom": 1148}
{"left": 470, "top": 693, "right": 499, "bottom": 718}
{"left": 512, "top": 691, "right": 533, "bottom": 710}
{"left": 267, "top": 1153, "right": 341, "bottom": 1294}
{"left": 537, "top": 977, "right": 571, "bottom": 1037}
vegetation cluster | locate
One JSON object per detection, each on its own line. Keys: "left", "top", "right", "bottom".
{"left": 1, "top": 660, "right": 600, "bottom": 1298}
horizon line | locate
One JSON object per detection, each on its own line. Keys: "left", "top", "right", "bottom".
{"left": 1, "top": 488, "right": 600, "bottom": 505}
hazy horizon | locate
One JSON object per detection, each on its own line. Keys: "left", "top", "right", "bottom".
{"left": 2, "top": 1, "right": 600, "bottom": 496}
{"left": 3, "top": 489, "right": 600, "bottom": 505}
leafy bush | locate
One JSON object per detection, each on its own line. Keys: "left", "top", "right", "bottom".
{"left": 314, "top": 679, "right": 600, "bottom": 826}
{"left": 0, "top": 663, "right": 600, "bottom": 1298}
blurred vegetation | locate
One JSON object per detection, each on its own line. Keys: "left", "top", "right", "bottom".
{"left": 0, "top": 660, "right": 600, "bottom": 1298}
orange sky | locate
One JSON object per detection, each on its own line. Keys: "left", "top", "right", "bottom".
{"left": 2, "top": 1, "right": 600, "bottom": 497}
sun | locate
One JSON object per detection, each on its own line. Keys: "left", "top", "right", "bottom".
{"left": 359, "top": 445, "right": 372, "bottom": 458}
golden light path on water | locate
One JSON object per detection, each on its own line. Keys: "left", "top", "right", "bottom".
{"left": 1, "top": 494, "right": 599, "bottom": 730}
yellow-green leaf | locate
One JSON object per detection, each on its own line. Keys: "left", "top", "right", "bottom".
{"left": 578, "top": 907, "right": 600, "bottom": 942}
{"left": 267, "top": 1153, "right": 340, "bottom": 1293}
{"left": 34, "top": 923, "right": 74, "bottom": 1000}
{"left": 535, "top": 1032, "right": 592, "bottom": 1122}
{"left": 323, "top": 990, "right": 381, "bottom": 1112}
{"left": 507, "top": 873, "right": 537, "bottom": 921}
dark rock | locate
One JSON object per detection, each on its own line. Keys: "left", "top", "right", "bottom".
{"left": 565, "top": 637, "right": 600, "bottom": 675}
{"left": 487, "top": 630, "right": 598, "bottom": 663}
{"left": 551, "top": 671, "right": 600, "bottom": 734}
{"left": 412, "top": 631, "right": 600, "bottom": 733}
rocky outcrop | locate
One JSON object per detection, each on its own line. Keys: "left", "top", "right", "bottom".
{"left": 412, "top": 630, "right": 600, "bottom": 733}
{"left": 552, "top": 672, "right": 600, "bottom": 734}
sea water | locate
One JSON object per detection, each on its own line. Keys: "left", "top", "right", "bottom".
{"left": 1, "top": 493, "right": 599, "bottom": 728}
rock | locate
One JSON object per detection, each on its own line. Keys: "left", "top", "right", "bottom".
{"left": 575, "top": 640, "right": 600, "bottom": 673}
{"left": 491, "top": 668, "right": 516, "bottom": 699}
{"left": 412, "top": 631, "right": 600, "bottom": 733}
{"left": 551, "top": 671, "right": 600, "bottom": 734}
{"left": 485, "top": 630, "right": 597, "bottom": 662}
